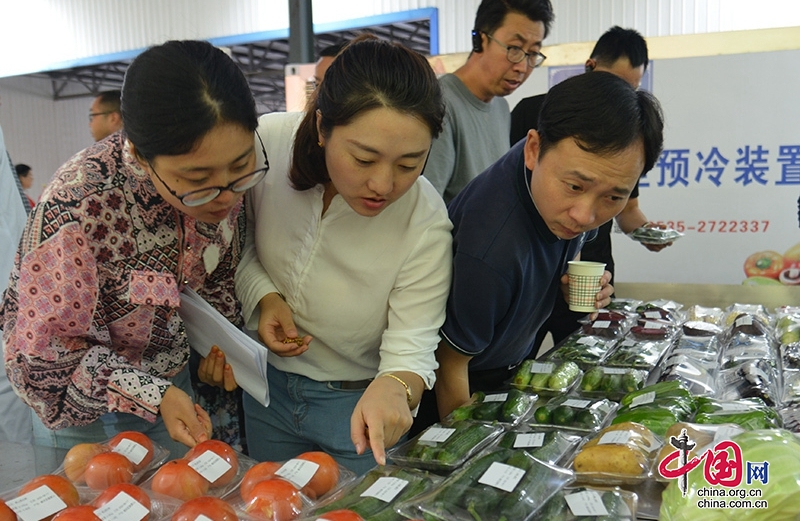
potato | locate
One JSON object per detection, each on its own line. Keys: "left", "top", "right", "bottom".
{"left": 574, "top": 444, "right": 649, "bottom": 476}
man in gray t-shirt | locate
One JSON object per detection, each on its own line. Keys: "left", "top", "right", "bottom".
{"left": 423, "top": 0, "right": 553, "bottom": 203}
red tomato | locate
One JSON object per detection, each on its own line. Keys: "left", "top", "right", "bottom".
{"left": 52, "top": 506, "right": 101, "bottom": 521}
{"left": 108, "top": 431, "right": 155, "bottom": 471}
{"left": 296, "top": 451, "right": 339, "bottom": 498}
{"left": 171, "top": 496, "right": 238, "bottom": 521}
{"left": 150, "top": 460, "right": 209, "bottom": 501}
{"left": 312, "top": 510, "right": 365, "bottom": 521}
{"left": 0, "top": 500, "right": 16, "bottom": 521}
{"left": 185, "top": 440, "right": 239, "bottom": 488}
{"left": 17, "top": 475, "right": 80, "bottom": 521}
{"left": 84, "top": 452, "right": 135, "bottom": 490}
{"left": 244, "top": 479, "right": 302, "bottom": 521}
{"left": 62, "top": 442, "right": 107, "bottom": 484}
{"left": 93, "top": 483, "right": 152, "bottom": 521}
{"left": 240, "top": 461, "right": 282, "bottom": 502}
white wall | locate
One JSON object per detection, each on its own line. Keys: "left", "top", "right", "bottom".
{"left": 2, "top": 0, "right": 800, "bottom": 200}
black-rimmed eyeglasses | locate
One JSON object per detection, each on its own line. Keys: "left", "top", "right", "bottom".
{"left": 148, "top": 132, "right": 270, "bottom": 207}
{"left": 88, "top": 111, "right": 112, "bottom": 121}
{"left": 484, "top": 33, "right": 546, "bottom": 69}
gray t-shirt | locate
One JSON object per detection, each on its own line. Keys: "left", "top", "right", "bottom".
{"left": 423, "top": 73, "right": 511, "bottom": 203}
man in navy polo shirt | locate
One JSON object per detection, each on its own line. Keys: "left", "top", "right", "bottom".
{"left": 412, "top": 71, "right": 665, "bottom": 432}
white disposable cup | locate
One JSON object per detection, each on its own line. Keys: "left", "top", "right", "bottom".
{"left": 567, "top": 261, "right": 606, "bottom": 312}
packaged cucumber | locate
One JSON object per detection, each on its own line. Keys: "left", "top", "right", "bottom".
{"left": 395, "top": 447, "right": 575, "bottom": 521}
{"left": 579, "top": 366, "right": 646, "bottom": 400}
{"left": 445, "top": 389, "right": 537, "bottom": 426}
{"left": 387, "top": 420, "right": 503, "bottom": 473}
{"left": 496, "top": 429, "right": 582, "bottom": 466}
{"left": 511, "top": 360, "right": 582, "bottom": 396}
{"left": 546, "top": 334, "right": 617, "bottom": 368}
{"left": 530, "top": 395, "right": 618, "bottom": 434}
{"left": 307, "top": 465, "right": 438, "bottom": 521}
{"left": 537, "top": 486, "right": 639, "bottom": 520}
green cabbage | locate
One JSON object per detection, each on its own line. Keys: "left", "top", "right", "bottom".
{"left": 660, "top": 429, "right": 800, "bottom": 521}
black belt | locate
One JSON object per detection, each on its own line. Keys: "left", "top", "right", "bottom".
{"left": 328, "top": 379, "right": 373, "bottom": 390}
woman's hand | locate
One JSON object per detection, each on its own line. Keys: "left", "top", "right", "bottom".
{"left": 196, "top": 345, "right": 237, "bottom": 391}
{"left": 350, "top": 373, "right": 421, "bottom": 466}
{"left": 160, "top": 385, "right": 213, "bottom": 448}
{"left": 257, "top": 292, "right": 312, "bottom": 357}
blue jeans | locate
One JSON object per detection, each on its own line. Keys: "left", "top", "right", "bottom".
{"left": 244, "top": 364, "right": 393, "bottom": 476}
{"left": 32, "top": 366, "right": 193, "bottom": 460}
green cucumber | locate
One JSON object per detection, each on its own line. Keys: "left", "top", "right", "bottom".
{"left": 512, "top": 360, "right": 534, "bottom": 389}
{"left": 533, "top": 405, "right": 551, "bottom": 424}
{"left": 551, "top": 405, "right": 575, "bottom": 426}
{"left": 435, "top": 422, "right": 492, "bottom": 466}
{"left": 500, "top": 388, "right": 530, "bottom": 423}
{"left": 581, "top": 366, "right": 604, "bottom": 392}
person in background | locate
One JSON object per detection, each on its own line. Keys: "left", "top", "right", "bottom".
{"left": 89, "top": 89, "right": 123, "bottom": 142}
{"left": 236, "top": 36, "right": 452, "bottom": 475}
{"left": 314, "top": 42, "right": 346, "bottom": 85}
{"left": 423, "top": 0, "right": 554, "bottom": 203}
{"left": 14, "top": 164, "right": 35, "bottom": 209}
{"left": 0, "top": 109, "right": 33, "bottom": 445}
{"left": 2, "top": 40, "right": 258, "bottom": 456}
{"left": 510, "top": 26, "right": 672, "bottom": 354}
{"left": 413, "top": 72, "right": 664, "bottom": 431}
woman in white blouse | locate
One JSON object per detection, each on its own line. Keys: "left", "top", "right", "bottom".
{"left": 235, "top": 36, "right": 452, "bottom": 474}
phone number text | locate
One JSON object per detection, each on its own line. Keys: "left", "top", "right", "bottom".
{"left": 654, "top": 220, "right": 770, "bottom": 233}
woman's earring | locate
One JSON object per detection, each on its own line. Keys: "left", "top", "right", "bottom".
{"left": 317, "top": 141, "right": 324, "bottom": 147}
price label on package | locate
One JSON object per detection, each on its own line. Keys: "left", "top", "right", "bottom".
{"left": 530, "top": 362, "right": 554, "bottom": 374}
{"left": 565, "top": 490, "right": 609, "bottom": 516}
{"left": 484, "top": 393, "right": 508, "bottom": 402}
{"left": 112, "top": 438, "right": 148, "bottom": 466}
{"left": 188, "top": 450, "right": 232, "bottom": 483}
{"left": 630, "top": 391, "right": 656, "bottom": 408}
{"left": 513, "top": 432, "right": 546, "bottom": 448}
{"left": 277, "top": 459, "right": 320, "bottom": 488}
{"left": 361, "top": 477, "right": 409, "bottom": 502}
{"left": 478, "top": 462, "right": 526, "bottom": 493}
{"left": 94, "top": 491, "right": 150, "bottom": 521}
{"left": 7, "top": 485, "right": 67, "bottom": 521}
{"left": 419, "top": 427, "right": 455, "bottom": 443}
{"left": 599, "top": 430, "right": 632, "bottom": 445}
{"left": 562, "top": 399, "right": 591, "bottom": 409}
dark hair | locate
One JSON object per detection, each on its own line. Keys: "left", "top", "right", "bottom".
{"left": 15, "top": 164, "right": 31, "bottom": 177}
{"left": 537, "top": 72, "right": 664, "bottom": 176}
{"left": 589, "top": 26, "right": 649, "bottom": 71}
{"left": 122, "top": 40, "right": 257, "bottom": 161}
{"left": 318, "top": 42, "right": 346, "bottom": 59}
{"left": 290, "top": 36, "right": 445, "bottom": 191}
{"left": 95, "top": 90, "right": 121, "bottom": 113}
{"left": 473, "top": 0, "right": 555, "bottom": 39}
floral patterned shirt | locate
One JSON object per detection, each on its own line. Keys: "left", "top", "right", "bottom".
{"left": 1, "top": 132, "right": 245, "bottom": 428}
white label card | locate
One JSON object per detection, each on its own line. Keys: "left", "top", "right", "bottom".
{"left": 577, "top": 337, "right": 598, "bottom": 346}
{"left": 622, "top": 339, "right": 637, "bottom": 347}
{"left": 112, "top": 438, "right": 148, "bottom": 466}
{"left": 187, "top": 450, "right": 232, "bottom": 483}
{"left": 418, "top": 427, "right": 455, "bottom": 444}
{"left": 736, "top": 316, "right": 754, "bottom": 326}
{"left": 276, "top": 459, "right": 319, "bottom": 488}
{"left": 195, "top": 517, "right": 213, "bottom": 521}
{"left": 713, "top": 425, "right": 745, "bottom": 444}
{"left": 94, "top": 491, "right": 150, "bottom": 521}
{"left": 630, "top": 391, "right": 656, "bottom": 408}
{"left": 484, "top": 393, "right": 508, "bottom": 403}
{"left": 565, "top": 490, "right": 610, "bottom": 516}
{"left": 562, "top": 399, "right": 591, "bottom": 409}
{"left": 592, "top": 320, "right": 611, "bottom": 328}
{"left": 599, "top": 430, "right": 632, "bottom": 445}
{"left": 478, "top": 462, "right": 526, "bottom": 493}
{"left": 718, "top": 402, "right": 751, "bottom": 412}
{"left": 360, "top": 477, "right": 408, "bottom": 502}
{"left": 603, "top": 367, "right": 628, "bottom": 374}
{"left": 644, "top": 311, "right": 662, "bottom": 319}
{"left": 7, "top": 485, "right": 67, "bottom": 521}
{"left": 530, "top": 362, "right": 554, "bottom": 374}
{"left": 643, "top": 321, "right": 663, "bottom": 329}
{"left": 513, "top": 432, "right": 546, "bottom": 448}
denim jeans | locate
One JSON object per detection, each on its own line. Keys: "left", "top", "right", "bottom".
{"left": 32, "top": 365, "right": 193, "bottom": 460}
{"left": 244, "top": 363, "right": 393, "bottom": 476}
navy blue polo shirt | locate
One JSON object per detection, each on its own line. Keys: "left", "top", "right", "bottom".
{"left": 441, "top": 139, "right": 594, "bottom": 371}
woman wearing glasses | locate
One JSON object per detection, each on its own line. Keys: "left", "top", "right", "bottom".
{"left": 1, "top": 40, "right": 262, "bottom": 456}
{"left": 236, "top": 36, "right": 452, "bottom": 474}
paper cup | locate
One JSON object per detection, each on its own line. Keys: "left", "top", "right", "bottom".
{"left": 567, "top": 261, "right": 606, "bottom": 312}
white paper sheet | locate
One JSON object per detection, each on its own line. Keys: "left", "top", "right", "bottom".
{"left": 178, "top": 288, "right": 269, "bottom": 406}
